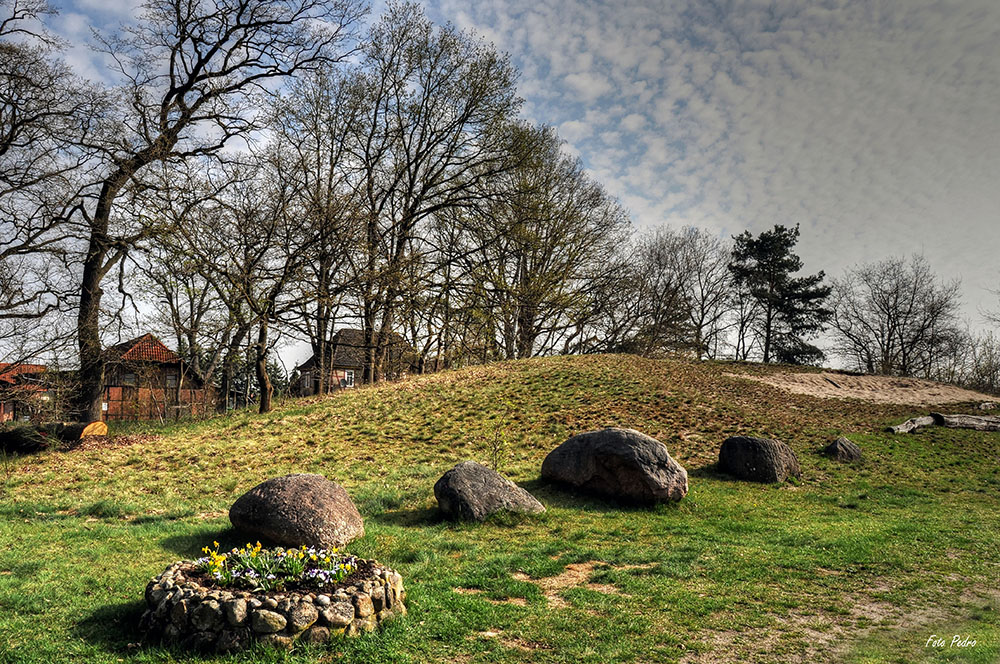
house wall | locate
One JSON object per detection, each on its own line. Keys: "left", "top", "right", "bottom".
{"left": 102, "top": 386, "right": 214, "bottom": 422}
{"left": 102, "top": 363, "right": 212, "bottom": 422}
{"left": 297, "top": 368, "right": 356, "bottom": 396}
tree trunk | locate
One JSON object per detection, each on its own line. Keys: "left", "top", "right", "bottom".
{"left": 219, "top": 327, "right": 248, "bottom": 411}
{"left": 75, "top": 177, "right": 129, "bottom": 421}
{"left": 255, "top": 322, "right": 272, "bottom": 414}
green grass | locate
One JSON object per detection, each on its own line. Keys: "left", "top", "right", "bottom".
{"left": 1, "top": 354, "right": 999, "bottom": 663}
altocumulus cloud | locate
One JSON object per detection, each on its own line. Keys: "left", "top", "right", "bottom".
{"left": 427, "top": 0, "right": 1000, "bottom": 323}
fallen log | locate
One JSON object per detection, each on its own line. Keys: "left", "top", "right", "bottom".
{"left": 0, "top": 426, "right": 52, "bottom": 454}
{"left": 887, "top": 416, "right": 936, "bottom": 434}
{"left": 56, "top": 421, "right": 108, "bottom": 440}
{"left": 930, "top": 413, "right": 1000, "bottom": 432}
{"left": 0, "top": 421, "right": 107, "bottom": 455}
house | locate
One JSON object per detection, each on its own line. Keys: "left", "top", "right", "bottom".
{"left": 101, "top": 333, "right": 213, "bottom": 421}
{"left": 293, "top": 328, "right": 415, "bottom": 396}
{"left": 0, "top": 363, "right": 50, "bottom": 423}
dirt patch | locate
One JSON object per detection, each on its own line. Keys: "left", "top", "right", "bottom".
{"left": 452, "top": 587, "right": 528, "bottom": 606}
{"left": 679, "top": 578, "right": 989, "bottom": 664}
{"left": 729, "top": 371, "right": 995, "bottom": 406}
{"left": 512, "top": 561, "right": 644, "bottom": 608}
{"left": 472, "top": 630, "right": 551, "bottom": 651}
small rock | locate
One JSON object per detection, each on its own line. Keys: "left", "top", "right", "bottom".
{"left": 187, "top": 630, "right": 217, "bottom": 652}
{"left": 258, "top": 633, "right": 295, "bottom": 650}
{"left": 353, "top": 593, "right": 374, "bottom": 618}
{"left": 287, "top": 601, "right": 319, "bottom": 633}
{"left": 352, "top": 615, "right": 376, "bottom": 634}
{"left": 823, "top": 437, "right": 862, "bottom": 462}
{"left": 216, "top": 629, "right": 250, "bottom": 653}
{"left": 170, "top": 599, "right": 189, "bottom": 628}
{"left": 190, "top": 599, "right": 223, "bottom": 631}
{"left": 321, "top": 601, "right": 354, "bottom": 628}
{"left": 370, "top": 585, "right": 386, "bottom": 612}
{"left": 264, "top": 598, "right": 278, "bottom": 609}
{"left": 315, "top": 594, "right": 331, "bottom": 607}
{"left": 300, "top": 625, "right": 331, "bottom": 644}
{"left": 251, "top": 609, "right": 287, "bottom": 634}
{"left": 224, "top": 598, "right": 248, "bottom": 627}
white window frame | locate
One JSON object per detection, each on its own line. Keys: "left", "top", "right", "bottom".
{"left": 345, "top": 370, "right": 355, "bottom": 387}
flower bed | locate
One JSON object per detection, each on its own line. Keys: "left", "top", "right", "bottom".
{"left": 139, "top": 545, "right": 406, "bottom": 652}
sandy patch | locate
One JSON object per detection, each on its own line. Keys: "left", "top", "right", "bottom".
{"left": 729, "top": 371, "right": 996, "bottom": 406}
{"left": 511, "top": 561, "right": 652, "bottom": 608}
{"left": 452, "top": 587, "right": 528, "bottom": 606}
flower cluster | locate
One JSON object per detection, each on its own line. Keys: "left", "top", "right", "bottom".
{"left": 195, "top": 541, "right": 356, "bottom": 592}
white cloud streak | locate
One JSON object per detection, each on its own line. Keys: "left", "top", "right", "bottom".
{"left": 429, "top": 0, "right": 1000, "bottom": 325}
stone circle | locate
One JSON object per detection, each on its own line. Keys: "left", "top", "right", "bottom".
{"left": 139, "top": 559, "right": 405, "bottom": 652}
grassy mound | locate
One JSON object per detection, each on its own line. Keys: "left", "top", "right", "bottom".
{"left": 1, "top": 354, "right": 998, "bottom": 663}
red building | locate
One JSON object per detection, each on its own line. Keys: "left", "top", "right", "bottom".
{"left": 101, "top": 334, "right": 213, "bottom": 421}
{"left": 0, "top": 363, "right": 50, "bottom": 423}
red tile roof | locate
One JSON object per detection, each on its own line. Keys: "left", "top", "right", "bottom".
{"left": 105, "top": 334, "right": 181, "bottom": 364}
{"left": 0, "top": 363, "right": 47, "bottom": 384}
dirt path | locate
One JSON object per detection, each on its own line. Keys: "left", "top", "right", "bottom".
{"left": 731, "top": 371, "right": 996, "bottom": 406}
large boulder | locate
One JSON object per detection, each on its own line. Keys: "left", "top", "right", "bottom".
{"left": 229, "top": 474, "right": 363, "bottom": 549}
{"left": 434, "top": 461, "right": 545, "bottom": 522}
{"left": 718, "top": 436, "right": 801, "bottom": 483}
{"left": 540, "top": 427, "right": 688, "bottom": 503}
{"left": 823, "top": 437, "right": 862, "bottom": 462}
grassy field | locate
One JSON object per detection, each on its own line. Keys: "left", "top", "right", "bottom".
{"left": 2, "top": 354, "right": 999, "bottom": 664}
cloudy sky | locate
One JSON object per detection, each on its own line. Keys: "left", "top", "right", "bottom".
{"left": 45, "top": 0, "right": 1000, "bottom": 331}
{"left": 419, "top": 0, "right": 1000, "bottom": 326}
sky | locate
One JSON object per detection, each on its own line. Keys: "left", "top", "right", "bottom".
{"left": 40, "top": 0, "right": 1000, "bottom": 355}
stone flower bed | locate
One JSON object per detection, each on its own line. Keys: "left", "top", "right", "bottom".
{"left": 139, "top": 558, "right": 406, "bottom": 652}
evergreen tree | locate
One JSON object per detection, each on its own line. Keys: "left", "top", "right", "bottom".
{"left": 729, "top": 224, "right": 832, "bottom": 364}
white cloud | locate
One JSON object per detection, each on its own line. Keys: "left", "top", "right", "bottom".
{"left": 427, "top": 0, "right": 1000, "bottom": 328}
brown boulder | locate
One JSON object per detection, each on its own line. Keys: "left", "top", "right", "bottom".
{"left": 540, "top": 427, "right": 688, "bottom": 503}
{"left": 434, "top": 461, "right": 545, "bottom": 521}
{"left": 718, "top": 436, "right": 801, "bottom": 483}
{"left": 823, "top": 437, "right": 862, "bottom": 462}
{"left": 229, "top": 474, "right": 363, "bottom": 549}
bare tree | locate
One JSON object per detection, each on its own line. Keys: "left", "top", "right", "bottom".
{"left": 270, "top": 67, "right": 360, "bottom": 393}
{"left": 131, "top": 162, "right": 239, "bottom": 394}
{"left": 342, "top": 2, "right": 521, "bottom": 381}
{"left": 830, "top": 255, "right": 963, "bottom": 376}
{"left": 70, "top": 0, "right": 365, "bottom": 420}
{"left": 456, "top": 123, "right": 630, "bottom": 359}
{"left": 669, "top": 227, "right": 733, "bottom": 359}
{"left": 0, "top": 0, "right": 99, "bottom": 360}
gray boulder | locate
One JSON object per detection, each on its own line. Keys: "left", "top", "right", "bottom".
{"left": 229, "top": 474, "right": 363, "bottom": 549}
{"left": 718, "top": 436, "right": 801, "bottom": 483}
{"left": 434, "top": 461, "right": 545, "bottom": 521}
{"left": 823, "top": 437, "right": 862, "bottom": 462}
{"left": 540, "top": 427, "right": 688, "bottom": 503}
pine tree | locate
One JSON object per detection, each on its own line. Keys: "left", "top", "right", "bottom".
{"left": 729, "top": 224, "right": 832, "bottom": 364}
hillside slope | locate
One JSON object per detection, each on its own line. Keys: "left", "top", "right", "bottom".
{"left": 2, "top": 355, "right": 999, "bottom": 664}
